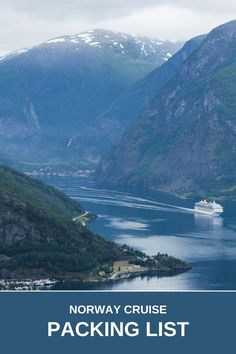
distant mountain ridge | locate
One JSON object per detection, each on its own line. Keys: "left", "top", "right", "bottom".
{"left": 96, "top": 20, "right": 236, "bottom": 197}
{"left": 0, "top": 29, "right": 177, "bottom": 65}
{"left": 86, "top": 34, "right": 205, "bottom": 156}
{"left": 0, "top": 29, "right": 181, "bottom": 167}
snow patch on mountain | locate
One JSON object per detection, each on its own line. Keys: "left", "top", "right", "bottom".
{"left": 0, "top": 29, "right": 180, "bottom": 65}
{"left": 46, "top": 38, "right": 66, "bottom": 44}
{"left": 0, "top": 47, "right": 32, "bottom": 61}
{"left": 90, "top": 42, "right": 100, "bottom": 46}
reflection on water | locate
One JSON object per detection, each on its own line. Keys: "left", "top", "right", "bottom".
{"left": 53, "top": 270, "right": 189, "bottom": 291}
{"left": 194, "top": 213, "right": 223, "bottom": 230}
{"left": 41, "top": 176, "right": 236, "bottom": 290}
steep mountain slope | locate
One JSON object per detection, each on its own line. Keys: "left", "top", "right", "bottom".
{"left": 96, "top": 21, "right": 236, "bottom": 197}
{"left": 0, "top": 165, "right": 122, "bottom": 278}
{"left": 84, "top": 35, "right": 204, "bottom": 156}
{"left": 0, "top": 29, "right": 180, "bottom": 167}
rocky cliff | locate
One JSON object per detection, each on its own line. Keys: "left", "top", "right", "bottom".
{"left": 0, "top": 192, "right": 41, "bottom": 244}
{"left": 84, "top": 35, "right": 204, "bottom": 157}
{"left": 96, "top": 20, "right": 236, "bottom": 197}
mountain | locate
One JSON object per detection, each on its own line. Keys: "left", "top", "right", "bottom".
{"left": 0, "top": 164, "right": 122, "bottom": 278}
{"left": 0, "top": 29, "right": 181, "bottom": 168}
{"left": 86, "top": 35, "right": 205, "bottom": 156}
{"left": 96, "top": 21, "right": 236, "bottom": 197}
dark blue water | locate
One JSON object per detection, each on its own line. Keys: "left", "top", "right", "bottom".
{"left": 41, "top": 176, "right": 236, "bottom": 290}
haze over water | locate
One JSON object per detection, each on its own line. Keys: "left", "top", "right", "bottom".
{"left": 41, "top": 176, "right": 236, "bottom": 290}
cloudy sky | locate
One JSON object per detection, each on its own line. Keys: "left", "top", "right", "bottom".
{"left": 0, "top": 0, "right": 235, "bottom": 55}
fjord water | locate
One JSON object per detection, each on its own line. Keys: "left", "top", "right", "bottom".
{"left": 41, "top": 176, "right": 236, "bottom": 290}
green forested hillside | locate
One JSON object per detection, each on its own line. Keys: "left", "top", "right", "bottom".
{"left": 0, "top": 165, "right": 84, "bottom": 219}
{"left": 0, "top": 165, "right": 122, "bottom": 278}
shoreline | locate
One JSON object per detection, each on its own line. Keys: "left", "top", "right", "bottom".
{"left": 0, "top": 265, "right": 191, "bottom": 291}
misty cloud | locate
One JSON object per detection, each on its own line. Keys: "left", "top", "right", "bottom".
{"left": 0, "top": 1, "right": 235, "bottom": 55}
{"left": 1, "top": 0, "right": 236, "bottom": 21}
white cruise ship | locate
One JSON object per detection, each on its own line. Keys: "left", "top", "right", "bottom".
{"left": 194, "top": 200, "right": 223, "bottom": 216}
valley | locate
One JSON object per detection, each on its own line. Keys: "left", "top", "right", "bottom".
{"left": 44, "top": 176, "right": 236, "bottom": 290}
{"left": 0, "top": 20, "right": 236, "bottom": 290}
{"left": 0, "top": 165, "right": 189, "bottom": 290}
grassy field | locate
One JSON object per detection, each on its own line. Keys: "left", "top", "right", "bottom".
{"left": 113, "top": 261, "right": 148, "bottom": 273}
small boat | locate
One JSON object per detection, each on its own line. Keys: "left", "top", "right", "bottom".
{"left": 194, "top": 200, "right": 223, "bottom": 216}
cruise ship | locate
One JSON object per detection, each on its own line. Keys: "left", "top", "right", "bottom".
{"left": 194, "top": 200, "right": 224, "bottom": 216}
